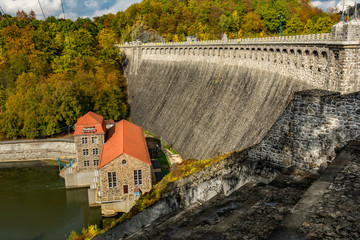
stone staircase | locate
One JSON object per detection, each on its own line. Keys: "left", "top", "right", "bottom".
{"left": 126, "top": 141, "right": 360, "bottom": 240}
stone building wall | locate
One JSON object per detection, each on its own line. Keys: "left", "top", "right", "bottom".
{"left": 99, "top": 153, "right": 152, "bottom": 202}
{"left": 75, "top": 133, "right": 105, "bottom": 171}
{"left": 248, "top": 90, "right": 360, "bottom": 169}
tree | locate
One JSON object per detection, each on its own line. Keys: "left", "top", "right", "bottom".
{"left": 314, "top": 16, "right": 334, "bottom": 33}
{"left": 16, "top": 10, "right": 28, "bottom": 20}
{"left": 284, "top": 15, "right": 304, "bottom": 35}
{"left": 29, "top": 10, "right": 36, "bottom": 20}
{"left": 302, "top": 19, "right": 315, "bottom": 34}
{"left": 241, "top": 12, "right": 265, "bottom": 37}
{"left": 97, "top": 28, "right": 120, "bottom": 64}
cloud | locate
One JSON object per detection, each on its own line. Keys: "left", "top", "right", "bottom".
{"left": 311, "top": 0, "right": 336, "bottom": 10}
{"left": 91, "top": 0, "right": 140, "bottom": 18}
{"left": 2, "top": 0, "right": 62, "bottom": 19}
{"left": 84, "top": 0, "right": 99, "bottom": 9}
{"left": 1, "top": 0, "right": 140, "bottom": 20}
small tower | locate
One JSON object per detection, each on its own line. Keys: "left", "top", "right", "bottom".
{"left": 73, "top": 111, "right": 106, "bottom": 171}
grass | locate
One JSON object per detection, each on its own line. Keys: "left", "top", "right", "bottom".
{"left": 158, "top": 154, "right": 170, "bottom": 175}
{"left": 162, "top": 141, "right": 178, "bottom": 154}
{"left": 143, "top": 129, "right": 179, "bottom": 154}
{"left": 70, "top": 151, "right": 235, "bottom": 240}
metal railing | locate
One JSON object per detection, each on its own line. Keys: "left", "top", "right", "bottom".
{"left": 117, "top": 33, "right": 331, "bottom": 47}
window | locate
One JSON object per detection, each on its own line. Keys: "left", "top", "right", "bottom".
{"left": 123, "top": 185, "right": 128, "bottom": 194}
{"left": 82, "top": 127, "right": 95, "bottom": 133}
{"left": 108, "top": 172, "right": 117, "bottom": 188}
{"left": 83, "top": 149, "right": 89, "bottom": 156}
{"left": 81, "top": 137, "right": 88, "bottom": 144}
{"left": 138, "top": 170, "right": 142, "bottom": 185}
{"left": 93, "top": 148, "right": 99, "bottom": 155}
{"left": 84, "top": 160, "right": 90, "bottom": 167}
{"left": 134, "top": 170, "right": 143, "bottom": 186}
{"left": 122, "top": 159, "right": 127, "bottom": 165}
{"left": 134, "top": 170, "right": 138, "bottom": 185}
{"left": 94, "top": 160, "right": 99, "bottom": 166}
{"left": 91, "top": 137, "right": 98, "bottom": 144}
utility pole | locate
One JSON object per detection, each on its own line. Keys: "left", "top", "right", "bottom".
{"left": 60, "top": 0, "right": 65, "bottom": 18}
{"left": 0, "top": 6, "right": 5, "bottom": 15}
{"left": 206, "top": 26, "right": 209, "bottom": 41}
{"left": 279, "top": 15, "right": 282, "bottom": 37}
{"left": 355, "top": 0, "right": 358, "bottom": 20}
{"left": 38, "top": 0, "right": 46, "bottom": 20}
{"left": 342, "top": 0, "right": 345, "bottom": 22}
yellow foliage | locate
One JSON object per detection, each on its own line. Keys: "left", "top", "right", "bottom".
{"left": 173, "top": 34, "right": 179, "bottom": 42}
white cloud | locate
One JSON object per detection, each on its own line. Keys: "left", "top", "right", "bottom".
{"left": 2, "top": 0, "right": 62, "bottom": 19}
{"left": 84, "top": 0, "right": 99, "bottom": 9}
{"left": 312, "top": 0, "right": 336, "bottom": 10}
{"left": 65, "top": 0, "right": 77, "bottom": 9}
{"left": 0, "top": 0, "right": 140, "bottom": 20}
{"left": 91, "top": 0, "right": 140, "bottom": 18}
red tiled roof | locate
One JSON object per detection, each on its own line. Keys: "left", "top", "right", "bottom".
{"left": 73, "top": 111, "right": 106, "bottom": 135}
{"left": 98, "top": 120, "right": 151, "bottom": 169}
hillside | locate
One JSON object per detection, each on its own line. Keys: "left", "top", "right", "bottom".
{"left": 0, "top": 13, "right": 128, "bottom": 139}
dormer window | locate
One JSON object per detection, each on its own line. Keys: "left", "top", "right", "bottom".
{"left": 82, "top": 127, "right": 96, "bottom": 133}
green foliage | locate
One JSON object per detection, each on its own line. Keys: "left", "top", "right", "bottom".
{"left": 158, "top": 154, "right": 170, "bottom": 175}
{"left": 89, "top": 0, "right": 339, "bottom": 41}
{"left": 0, "top": 14, "right": 128, "bottom": 140}
{"left": 283, "top": 15, "right": 303, "bottom": 35}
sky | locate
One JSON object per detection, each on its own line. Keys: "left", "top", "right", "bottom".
{"left": 0, "top": 0, "right": 356, "bottom": 20}
{"left": 0, "top": 0, "right": 140, "bottom": 20}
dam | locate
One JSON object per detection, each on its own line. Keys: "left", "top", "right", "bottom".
{"left": 118, "top": 21, "right": 360, "bottom": 160}
{"left": 93, "top": 21, "right": 360, "bottom": 239}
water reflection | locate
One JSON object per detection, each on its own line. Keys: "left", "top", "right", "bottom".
{"left": 0, "top": 161, "right": 102, "bottom": 240}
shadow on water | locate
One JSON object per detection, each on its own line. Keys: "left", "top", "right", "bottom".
{"left": 0, "top": 161, "right": 102, "bottom": 240}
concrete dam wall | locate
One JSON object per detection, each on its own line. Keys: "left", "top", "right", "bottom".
{"left": 126, "top": 59, "right": 310, "bottom": 159}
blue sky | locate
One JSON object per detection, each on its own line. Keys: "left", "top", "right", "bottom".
{"left": 0, "top": 0, "right": 140, "bottom": 20}
{"left": 0, "top": 0, "right": 352, "bottom": 20}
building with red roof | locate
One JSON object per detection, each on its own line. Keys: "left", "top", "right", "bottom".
{"left": 73, "top": 112, "right": 154, "bottom": 213}
{"left": 97, "top": 120, "right": 153, "bottom": 211}
{"left": 73, "top": 111, "right": 106, "bottom": 171}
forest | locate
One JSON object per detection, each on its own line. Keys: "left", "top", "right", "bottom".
{"left": 0, "top": 0, "right": 341, "bottom": 139}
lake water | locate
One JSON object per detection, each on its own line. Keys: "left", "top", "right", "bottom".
{"left": 0, "top": 161, "right": 102, "bottom": 240}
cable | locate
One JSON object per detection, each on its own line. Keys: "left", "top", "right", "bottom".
{"left": 38, "top": 0, "right": 46, "bottom": 20}
{"left": 0, "top": 6, "right": 5, "bottom": 15}
{"left": 60, "top": 0, "right": 66, "bottom": 19}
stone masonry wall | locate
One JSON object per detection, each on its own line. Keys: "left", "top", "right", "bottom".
{"left": 248, "top": 90, "right": 360, "bottom": 169}
{"left": 0, "top": 140, "right": 75, "bottom": 161}
{"left": 75, "top": 133, "right": 104, "bottom": 171}
{"left": 126, "top": 59, "right": 311, "bottom": 160}
{"left": 121, "top": 41, "right": 360, "bottom": 94}
{"left": 99, "top": 153, "right": 152, "bottom": 202}
{"left": 119, "top": 39, "right": 360, "bottom": 160}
